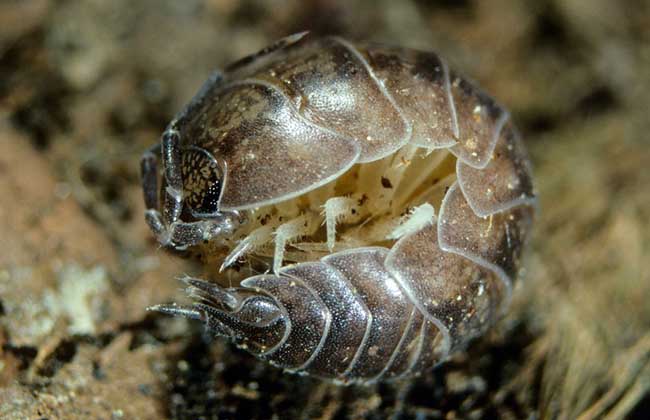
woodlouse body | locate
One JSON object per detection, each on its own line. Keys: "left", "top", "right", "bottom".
{"left": 142, "top": 32, "right": 536, "bottom": 384}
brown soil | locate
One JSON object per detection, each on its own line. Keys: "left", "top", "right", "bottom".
{"left": 1, "top": 1, "right": 649, "bottom": 419}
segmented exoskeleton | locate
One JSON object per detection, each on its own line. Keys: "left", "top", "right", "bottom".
{"left": 141, "top": 32, "right": 536, "bottom": 384}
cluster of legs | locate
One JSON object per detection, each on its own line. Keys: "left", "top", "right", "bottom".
{"left": 217, "top": 144, "right": 456, "bottom": 274}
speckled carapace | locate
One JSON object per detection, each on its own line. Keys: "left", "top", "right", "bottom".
{"left": 141, "top": 32, "right": 536, "bottom": 384}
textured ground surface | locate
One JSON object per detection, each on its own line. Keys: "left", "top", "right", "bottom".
{"left": 1, "top": 0, "right": 649, "bottom": 419}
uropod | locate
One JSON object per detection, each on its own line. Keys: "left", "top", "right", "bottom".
{"left": 141, "top": 32, "right": 536, "bottom": 384}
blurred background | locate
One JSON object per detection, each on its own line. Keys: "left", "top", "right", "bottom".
{"left": 0, "top": 0, "right": 649, "bottom": 418}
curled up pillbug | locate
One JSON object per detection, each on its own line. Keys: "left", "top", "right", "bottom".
{"left": 141, "top": 32, "right": 536, "bottom": 384}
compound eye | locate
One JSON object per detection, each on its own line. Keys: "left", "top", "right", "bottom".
{"left": 181, "top": 147, "right": 224, "bottom": 216}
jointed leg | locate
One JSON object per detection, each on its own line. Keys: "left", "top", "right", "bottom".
{"left": 141, "top": 143, "right": 173, "bottom": 245}
{"left": 161, "top": 126, "right": 183, "bottom": 226}
{"left": 273, "top": 213, "right": 319, "bottom": 274}
{"left": 168, "top": 214, "right": 241, "bottom": 249}
{"left": 322, "top": 197, "right": 362, "bottom": 251}
{"left": 221, "top": 225, "right": 274, "bottom": 271}
{"left": 141, "top": 135, "right": 187, "bottom": 247}
{"left": 145, "top": 210, "right": 241, "bottom": 249}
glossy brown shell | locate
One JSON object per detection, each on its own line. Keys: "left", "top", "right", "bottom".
{"left": 147, "top": 32, "right": 537, "bottom": 383}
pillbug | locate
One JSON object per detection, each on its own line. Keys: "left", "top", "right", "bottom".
{"left": 142, "top": 32, "right": 536, "bottom": 384}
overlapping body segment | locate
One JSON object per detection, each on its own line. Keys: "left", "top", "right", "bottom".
{"left": 142, "top": 32, "right": 536, "bottom": 384}
{"left": 180, "top": 246, "right": 448, "bottom": 383}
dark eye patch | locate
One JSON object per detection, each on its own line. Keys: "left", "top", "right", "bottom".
{"left": 181, "top": 148, "right": 223, "bottom": 215}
